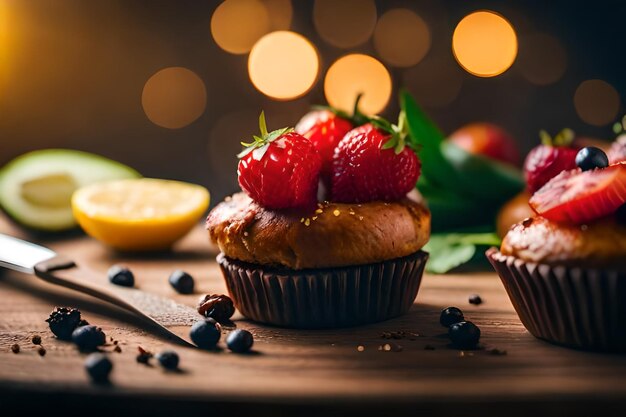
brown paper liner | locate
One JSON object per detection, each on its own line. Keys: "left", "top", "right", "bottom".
{"left": 217, "top": 250, "right": 428, "bottom": 329}
{"left": 487, "top": 247, "right": 626, "bottom": 352}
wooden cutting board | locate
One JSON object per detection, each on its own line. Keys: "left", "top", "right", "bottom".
{"left": 0, "top": 216, "right": 625, "bottom": 417}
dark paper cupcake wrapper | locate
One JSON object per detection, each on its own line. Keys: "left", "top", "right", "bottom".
{"left": 217, "top": 251, "right": 428, "bottom": 329}
{"left": 487, "top": 247, "right": 626, "bottom": 352}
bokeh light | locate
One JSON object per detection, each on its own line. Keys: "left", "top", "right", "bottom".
{"left": 574, "top": 79, "right": 621, "bottom": 126}
{"left": 452, "top": 10, "right": 518, "bottom": 77}
{"left": 211, "top": 0, "right": 270, "bottom": 54}
{"left": 313, "top": 0, "right": 377, "bottom": 49}
{"left": 373, "top": 9, "right": 430, "bottom": 68}
{"left": 263, "top": 0, "right": 293, "bottom": 30}
{"left": 324, "top": 54, "right": 392, "bottom": 115}
{"left": 403, "top": 55, "right": 464, "bottom": 108}
{"left": 518, "top": 33, "right": 567, "bottom": 85}
{"left": 142, "top": 67, "right": 207, "bottom": 129}
{"left": 248, "top": 31, "right": 319, "bottom": 100}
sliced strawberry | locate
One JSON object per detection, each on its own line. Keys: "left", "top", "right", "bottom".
{"left": 529, "top": 162, "right": 626, "bottom": 224}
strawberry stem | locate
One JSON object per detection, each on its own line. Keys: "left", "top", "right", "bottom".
{"left": 539, "top": 128, "right": 574, "bottom": 147}
{"left": 312, "top": 94, "right": 369, "bottom": 126}
{"left": 238, "top": 111, "right": 294, "bottom": 160}
{"left": 373, "top": 111, "right": 417, "bottom": 155}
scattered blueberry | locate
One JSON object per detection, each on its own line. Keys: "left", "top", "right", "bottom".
{"left": 156, "top": 350, "right": 179, "bottom": 370}
{"left": 46, "top": 307, "right": 82, "bottom": 340}
{"left": 72, "top": 325, "right": 106, "bottom": 352}
{"left": 575, "top": 147, "right": 609, "bottom": 172}
{"left": 10, "top": 344, "right": 20, "bottom": 354}
{"left": 449, "top": 321, "right": 481, "bottom": 349}
{"left": 190, "top": 319, "right": 221, "bottom": 349}
{"left": 197, "top": 294, "right": 235, "bottom": 322}
{"left": 107, "top": 265, "right": 135, "bottom": 287}
{"left": 226, "top": 329, "right": 254, "bottom": 353}
{"left": 440, "top": 307, "right": 464, "bottom": 328}
{"left": 31, "top": 335, "right": 42, "bottom": 345}
{"left": 468, "top": 294, "right": 483, "bottom": 305}
{"left": 168, "top": 270, "right": 194, "bottom": 294}
{"left": 85, "top": 353, "right": 112, "bottom": 383}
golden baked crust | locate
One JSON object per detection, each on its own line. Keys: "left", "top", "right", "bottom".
{"left": 207, "top": 192, "right": 431, "bottom": 269}
{"left": 501, "top": 216, "right": 626, "bottom": 266}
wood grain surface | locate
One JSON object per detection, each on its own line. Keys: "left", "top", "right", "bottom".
{"left": 0, "top": 216, "right": 625, "bottom": 416}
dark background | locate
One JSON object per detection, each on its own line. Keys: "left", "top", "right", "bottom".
{"left": 0, "top": 0, "right": 624, "bottom": 204}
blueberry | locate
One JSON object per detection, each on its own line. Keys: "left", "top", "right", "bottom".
{"left": 85, "top": 353, "right": 112, "bottom": 383}
{"left": 468, "top": 294, "right": 482, "bottom": 305}
{"left": 226, "top": 329, "right": 254, "bottom": 353}
{"left": 449, "top": 321, "right": 481, "bottom": 349}
{"left": 168, "top": 270, "right": 194, "bottom": 294}
{"left": 72, "top": 325, "right": 106, "bottom": 352}
{"left": 107, "top": 265, "right": 134, "bottom": 287}
{"left": 575, "top": 147, "right": 609, "bottom": 172}
{"left": 440, "top": 307, "right": 464, "bottom": 328}
{"left": 190, "top": 319, "right": 221, "bottom": 349}
{"left": 46, "top": 307, "right": 82, "bottom": 340}
{"left": 156, "top": 350, "right": 179, "bottom": 370}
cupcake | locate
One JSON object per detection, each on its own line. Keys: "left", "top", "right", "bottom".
{"left": 207, "top": 111, "right": 430, "bottom": 328}
{"left": 488, "top": 152, "right": 626, "bottom": 351}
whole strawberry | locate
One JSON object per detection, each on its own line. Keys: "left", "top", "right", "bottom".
{"left": 524, "top": 129, "right": 579, "bottom": 194}
{"left": 238, "top": 112, "right": 321, "bottom": 209}
{"left": 295, "top": 110, "right": 353, "bottom": 184}
{"left": 331, "top": 113, "right": 421, "bottom": 203}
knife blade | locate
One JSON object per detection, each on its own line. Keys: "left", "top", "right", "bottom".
{"left": 0, "top": 233, "right": 199, "bottom": 347}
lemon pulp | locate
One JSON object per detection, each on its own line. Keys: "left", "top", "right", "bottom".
{"left": 72, "top": 178, "right": 209, "bottom": 251}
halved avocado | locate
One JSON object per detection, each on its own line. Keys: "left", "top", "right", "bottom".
{"left": 0, "top": 149, "right": 140, "bottom": 231}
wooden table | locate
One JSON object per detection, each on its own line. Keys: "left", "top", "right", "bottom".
{"left": 1, "top": 217, "right": 625, "bottom": 417}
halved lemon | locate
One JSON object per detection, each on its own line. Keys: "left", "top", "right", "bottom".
{"left": 72, "top": 178, "right": 209, "bottom": 251}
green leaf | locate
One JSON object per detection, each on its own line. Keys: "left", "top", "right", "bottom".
{"left": 423, "top": 233, "right": 501, "bottom": 274}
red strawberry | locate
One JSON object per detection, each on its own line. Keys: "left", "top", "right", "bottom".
{"left": 237, "top": 112, "right": 321, "bottom": 209}
{"left": 331, "top": 114, "right": 421, "bottom": 203}
{"left": 295, "top": 110, "right": 354, "bottom": 184}
{"left": 529, "top": 162, "right": 626, "bottom": 224}
{"left": 448, "top": 122, "right": 520, "bottom": 166}
{"left": 524, "top": 129, "right": 579, "bottom": 194}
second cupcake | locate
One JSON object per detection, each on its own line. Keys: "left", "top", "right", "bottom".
{"left": 207, "top": 111, "right": 430, "bottom": 328}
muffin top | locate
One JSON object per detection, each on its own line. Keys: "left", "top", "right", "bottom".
{"left": 207, "top": 192, "right": 430, "bottom": 270}
{"left": 501, "top": 216, "right": 626, "bottom": 267}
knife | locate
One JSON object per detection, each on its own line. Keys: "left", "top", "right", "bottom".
{"left": 0, "top": 233, "right": 199, "bottom": 347}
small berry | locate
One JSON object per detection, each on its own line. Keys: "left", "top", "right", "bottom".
{"left": 440, "top": 307, "right": 464, "bottom": 328}
{"left": 576, "top": 146, "right": 609, "bottom": 172}
{"left": 46, "top": 307, "right": 82, "bottom": 340}
{"left": 197, "top": 294, "right": 235, "bottom": 322}
{"left": 72, "top": 325, "right": 106, "bottom": 352}
{"left": 10, "top": 344, "right": 19, "bottom": 354}
{"left": 85, "top": 353, "right": 112, "bottom": 383}
{"left": 107, "top": 265, "right": 135, "bottom": 287}
{"left": 449, "top": 321, "right": 481, "bottom": 349}
{"left": 226, "top": 329, "right": 254, "bottom": 353}
{"left": 190, "top": 319, "right": 221, "bottom": 349}
{"left": 168, "top": 270, "right": 194, "bottom": 294}
{"left": 468, "top": 294, "right": 482, "bottom": 305}
{"left": 37, "top": 346, "right": 46, "bottom": 357}
{"left": 156, "top": 350, "right": 179, "bottom": 370}
{"left": 136, "top": 346, "right": 153, "bottom": 364}
{"left": 31, "top": 335, "right": 42, "bottom": 345}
